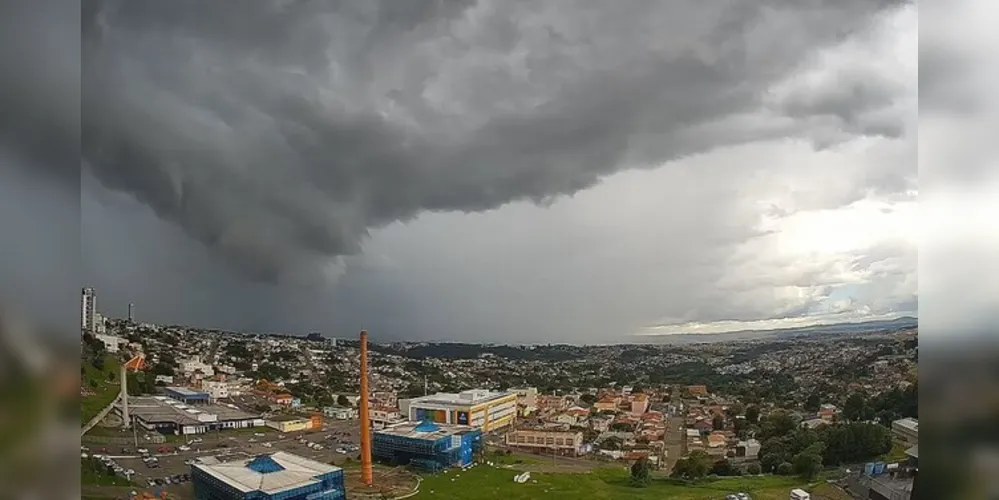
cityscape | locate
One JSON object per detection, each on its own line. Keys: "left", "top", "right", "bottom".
{"left": 81, "top": 287, "right": 917, "bottom": 500}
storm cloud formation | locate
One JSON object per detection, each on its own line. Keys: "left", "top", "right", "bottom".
{"left": 82, "top": 0, "right": 908, "bottom": 284}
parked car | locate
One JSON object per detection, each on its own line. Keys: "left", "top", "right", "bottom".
{"left": 137, "top": 448, "right": 149, "bottom": 454}
{"left": 178, "top": 445, "right": 191, "bottom": 451}
{"left": 157, "top": 446, "right": 171, "bottom": 454}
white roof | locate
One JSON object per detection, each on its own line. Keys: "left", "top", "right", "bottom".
{"left": 194, "top": 452, "right": 341, "bottom": 494}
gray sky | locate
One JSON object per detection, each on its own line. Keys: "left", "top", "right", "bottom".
{"left": 7, "top": 0, "right": 982, "bottom": 344}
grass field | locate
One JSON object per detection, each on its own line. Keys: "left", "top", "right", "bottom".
{"left": 880, "top": 440, "right": 911, "bottom": 463}
{"left": 416, "top": 466, "right": 818, "bottom": 500}
{"left": 81, "top": 355, "right": 121, "bottom": 425}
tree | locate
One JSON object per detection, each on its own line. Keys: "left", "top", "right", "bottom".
{"left": 710, "top": 459, "right": 741, "bottom": 476}
{"left": 776, "top": 461, "right": 794, "bottom": 475}
{"left": 579, "top": 393, "right": 598, "bottom": 405}
{"left": 745, "top": 405, "right": 760, "bottom": 424}
{"left": 599, "top": 436, "right": 623, "bottom": 451}
{"left": 843, "top": 392, "right": 868, "bottom": 422}
{"left": 712, "top": 414, "right": 725, "bottom": 431}
{"left": 760, "top": 410, "right": 797, "bottom": 440}
{"left": 793, "top": 442, "right": 825, "bottom": 480}
{"left": 672, "top": 450, "right": 712, "bottom": 480}
{"left": 630, "top": 457, "right": 652, "bottom": 487}
{"left": 804, "top": 393, "right": 821, "bottom": 412}
{"left": 746, "top": 463, "right": 762, "bottom": 475}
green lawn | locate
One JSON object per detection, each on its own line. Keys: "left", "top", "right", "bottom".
{"left": 880, "top": 440, "right": 910, "bottom": 463}
{"left": 81, "top": 356, "right": 121, "bottom": 425}
{"left": 416, "top": 466, "right": 817, "bottom": 500}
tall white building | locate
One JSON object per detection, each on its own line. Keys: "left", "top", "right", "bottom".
{"left": 81, "top": 287, "right": 97, "bottom": 333}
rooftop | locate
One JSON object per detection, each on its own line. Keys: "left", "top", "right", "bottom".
{"left": 893, "top": 417, "right": 918, "bottom": 432}
{"left": 129, "top": 396, "right": 259, "bottom": 425}
{"left": 165, "top": 386, "right": 209, "bottom": 397}
{"left": 193, "top": 451, "right": 341, "bottom": 494}
{"left": 376, "top": 420, "right": 477, "bottom": 441}
{"left": 409, "top": 389, "right": 513, "bottom": 408}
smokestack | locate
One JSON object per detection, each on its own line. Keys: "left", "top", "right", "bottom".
{"left": 358, "top": 330, "right": 373, "bottom": 486}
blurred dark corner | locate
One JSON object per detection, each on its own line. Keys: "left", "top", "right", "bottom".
{"left": 0, "top": 0, "right": 82, "bottom": 498}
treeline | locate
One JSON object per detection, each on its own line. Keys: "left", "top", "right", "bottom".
{"left": 369, "top": 342, "right": 582, "bottom": 361}
{"left": 757, "top": 411, "right": 892, "bottom": 479}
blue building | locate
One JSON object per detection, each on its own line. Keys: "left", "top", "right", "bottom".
{"left": 164, "top": 386, "right": 211, "bottom": 405}
{"left": 372, "top": 420, "right": 482, "bottom": 473}
{"left": 191, "top": 452, "right": 345, "bottom": 500}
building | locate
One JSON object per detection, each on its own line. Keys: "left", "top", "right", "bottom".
{"left": 506, "top": 427, "right": 584, "bottom": 457}
{"left": 404, "top": 390, "right": 517, "bottom": 432}
{"left": 735, "top": 439, "right": 761, "bottom": 459}
{"left": 202, "top": 380, "right": 230, "bottom": 402}
{"left": 81, "top": 287, "right": 97, "bottom": 333}
{"left": 370, "top": 406, "right": 404, "bottom": 429}
{"left": 685, "top": 385, "right": 709, "bottom": 397}
{"left": 372, "top": 420, "right": 482, "bottom": 473}
{"left": 191, "top": 452, "right": 345, "bottom": 500}
{"left": 509, "top": 387, "right": 538, "bottom": 408}
{"left": 164, "top": 387, "right": 212, "bottom": 405}
{"left": 892, "top": 418, "right": 918, "bottom": 445}
{"left": 323, "top": 406, "right": 357, "bottom": 420}
{"left": 818, "top": 403, "right": 838, "bottom": 421}
{"left": 265, "top": 415, "right": 313, "bottom": 433}
{"left": 126, "top": 396, "right": 264, "bottom": 435}
{"left": 180, "top": 357, "right": 215, "bottom": 378}
{"left": 631, "top": 394, "right": 649, "bottom": 415}
{"left": 93, "top": 313, "right": 107, "bottom": 334}
{"left": 594, "top": 396, "right": 620, "bottom": 412}
{"left": 273, "top": 393, "right": 294, "bottom": 406}
{"left": 94, "top": 334, "right": 124, "bottom": 353}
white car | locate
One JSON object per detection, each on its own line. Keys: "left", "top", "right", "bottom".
{"left": 262, "top": 442, "right": 273, "bottom": 448}
{"left": 248, "top": 438, "right": 256, "bottom": 443}
{"left": 137, "top": 448, "right": 149, "bottom": 454}
{"left": 178, "top": 445, "right": 191, "bottom": 451}
{"left": 254, "top": 433, "right": 265, "bottom": 437}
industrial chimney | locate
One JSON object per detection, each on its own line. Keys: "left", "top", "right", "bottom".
{"left": 359, "top": 330, "right": 374, "bottom": 486}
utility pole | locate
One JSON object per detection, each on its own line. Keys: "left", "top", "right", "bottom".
{"left": 132, "top": 415, "right": 138, "bottom": 448}
{"left": 424, "top": 375, "right": 428, "bottom": 396}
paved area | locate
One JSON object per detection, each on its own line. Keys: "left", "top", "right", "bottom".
{"left": 88, "top": 418, "right": 363, "bottom": 498}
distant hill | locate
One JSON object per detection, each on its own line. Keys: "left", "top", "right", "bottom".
{"left": 641, "top": 316, "right": 917, "bottom": 345}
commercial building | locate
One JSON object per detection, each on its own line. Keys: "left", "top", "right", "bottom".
{"left": 191, "top": 452, "right": 345, "bottom": 500}
{"left": 126, "top": 396, "right": 264, "bottom": 435}
{"left": 164, "top": 387, "right": 211, "bottom": 405}
{"left": 506, "top": 427, "right": 584, "bottom": 457}
{"left": 81, "top": 287, "right": 97, "bottom": 333}
{"left": 373, "top": 420, "right": 482, "bottom": 473}
{"left": 180, "top": 357, "right": 215, "bottom": 378}
{"left": 892, "top": 418, "right": 918, "bottom": 445}
{"left": 201, "top": 380, "right": 231, "bottom": 402}
{"left": 403, "top": 390, "right": 517, "bottom": 432}
{"left": 509, "top": 387, "right": 538, "bottom": 408}
{"left": 264, "top": 415, "right": 314, "bottom": 433}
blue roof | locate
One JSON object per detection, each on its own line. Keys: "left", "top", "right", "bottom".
{"left": 246, "top": 455, "right": 285, "bottom": 474}
{"left": 414, "top": 420, "right": 440, "bottom": 433}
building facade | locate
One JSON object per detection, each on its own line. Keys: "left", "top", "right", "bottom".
{"left": 191, "top": 452, "right": 345, "bottom": 500}
{"left": 405, "top": 390, "right": 517, "bottom": 432}
{"left": 164, "top": 387, "right": 211, "bottom": 405}
{"left": 373, "top": 420, "right": 482, "bottom": 473}
{"left": 506, "top": 428, "right": 584, "bottom": 457}
{"left": 892, "top": 418, "right": 918, "bottom": 445}
{"left": 81, "top": 287, "right": 97, "bottom": 333}
{"left": 265, "top": 416, "right": 313, "bottom": 433}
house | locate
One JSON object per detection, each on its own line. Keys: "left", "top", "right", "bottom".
{"left": 685, "top": 385, "right": 709, "bottom": 397}
{"left": 590, "top": 417, "right": 611, "bottom": 432}
{"left": 801, "top": 418, "right": 828, "bottom": 430}
{"left": 273, "top": 393, "right": 293, "bottom": 406}
{"left": 323, "top": 406, "right": 358, "bottom": 420}
{"left": 736, "top": 439, "right": 761, "bottom": 459}
{"left": 630, "top": 394, "right": 649, "bottom": 415}
{"left": 707, "top": 431, "right": 727, "bottom": 448}
{"left": 594, "top": 396, "right": 620, "bottom": 412}
{"left": 818, "top": 404, "right": 837, "bottom": 421}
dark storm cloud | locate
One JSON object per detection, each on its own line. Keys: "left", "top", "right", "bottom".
{"left": 76, "top": 0, "right": 906, "bottom": 284}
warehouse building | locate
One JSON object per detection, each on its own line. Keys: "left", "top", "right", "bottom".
{"left": 401, "top": 389, "right": 517, "bottom": 432}
{"left": 373, "top": 420, "right": 482, "bottom": 473}
{"left": 264, "top": 415, "right": 319, "bottom": 433}
{"left": 126, "top": 396, "right": 264, "bottom": 435}
{"left": 164, "top": 387, "right": 211, "bottom": 405}
{"left": 191, "top": 451, "right": 345, "bottom": 500}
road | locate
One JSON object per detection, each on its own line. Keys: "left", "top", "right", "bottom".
{"left": 662, "top": 416, "right": 685, "bottom": 473}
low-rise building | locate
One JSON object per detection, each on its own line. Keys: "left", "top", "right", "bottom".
{"left": 373, "top": 420, "right": 482, "bottom": 473}
{"left": 404, "top": 390, "right": 517, "bottom": 432}
{"left": 164, "top": 386, "right": 211, "bottom": 405}
{"left": 94, "top": 334, "right": 124, "bottom": 353}
{"left": 322, "top": 406, "right": 357, "bottom": 420}
{"left": 506, "top": 427, "right": 584, "bottom": 457}
{"left": 191, "top": 452, "right": 345, "bottom": 500}
{"left": 126, "top": 396, "right": 263, "bottom": 435}
{"left": 265, "top": 415, "right": 313, "bottom": 433}
{"left": 892, "top": 418, "right": 918, "bottom": 445}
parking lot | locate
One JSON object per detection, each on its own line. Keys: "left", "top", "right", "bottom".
{"left": 87, "top": 418, "right": 363, "bottom": 492}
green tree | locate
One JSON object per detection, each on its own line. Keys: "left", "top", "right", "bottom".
{"left": 629, "top": 457, "right": 652, "bottom": 487}
{"left": 745, "top": 405, "right": 760, "bottom": 424}
{"left": 843, "top": 392, "right": 868, "bottom": 422}
{"left": 672, "top": 450, "right": 712, "bottom": 479}
{"left": 804, "top": 393, "right": 821, "bottom": 412}
{"left": 746, "top": 463, "right": 762, "bottom": 475}
{"left": 776, "top": 461, "right": 794, "bottom": 475}
{"left": 793, "top": 442, "right": 825, "bottom": 480}
{"left": 710, "top": 459, "right": 741, "bottom": 476}
{"left": 579, "top": 393, "right": 598, "bottom": 405}
{"left": 760, "top": 410, "right": 797, "bottom": 440}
